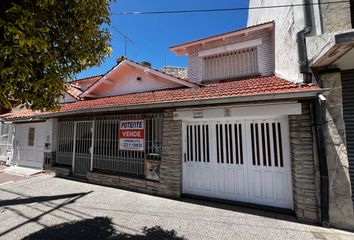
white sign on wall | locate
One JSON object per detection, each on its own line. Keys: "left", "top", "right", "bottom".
{"left": 193, "top": 110, "right": 203, "bottom": 118}
{"left": 119, "top": 120, "right": 145, "bottom": 152}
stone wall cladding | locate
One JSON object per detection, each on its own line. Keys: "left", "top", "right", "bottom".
{"left": 320, "top": 0, "right": 352, "bottom": 33}
{"left": 87, "top": 109, "right": 183, "bottom": 199}
{"left": 45, "top": 166, "right": 71, "bottom": 177}
{"left": 321, "top": 72, "right": 354, "bottom": 230}
{"left": 289, "top": 102, "right": 319, "bottom": 222}
{"left": 87, "top": 172, "right": 166, "bottom": 196}
{"left": 186, "top": 28, "right": 275, "bottom": 83}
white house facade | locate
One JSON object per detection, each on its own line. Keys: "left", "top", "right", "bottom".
{"left": 0, "top": 24, "right": 324, "bottom": 225}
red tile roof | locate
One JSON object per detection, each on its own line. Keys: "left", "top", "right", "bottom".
{"left": 65, "top": 84, "right": 83, "bottom": 100}
{"left": 70, "top": 75, "right": 103, "bottom": 84}
{"left": 0, "top": 76, "right": 320, "bottom": 120}
{"left": 0, "top": 109, "right": 49, "bottom": 120}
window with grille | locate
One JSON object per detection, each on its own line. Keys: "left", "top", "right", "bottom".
{"left": 250, "top": 122, "right": 284, "bottom": 167}
{"left": 28, "top": 127, "right": 35, "bottom": 146}
{"left": 202, "top": 47, "right": 258, "bottom": 81}
{"left": 215, "top": 123, "right": 243, "bottom": 165}
{"left": 185, "top": 124, "right": 210, "bottom": 163}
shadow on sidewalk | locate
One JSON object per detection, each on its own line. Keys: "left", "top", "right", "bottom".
{"left": 22, "top": 217, "right": 187, "bottom": 240}
{"left": 0, "top": 191, "right": 92, "bottom": 238}
{"left": 0, "top": 192, "right": 90, "bottom": 207}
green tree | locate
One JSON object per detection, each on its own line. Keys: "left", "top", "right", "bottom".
{"left": 0, "top": 0, "right": 112, "bottom": 111}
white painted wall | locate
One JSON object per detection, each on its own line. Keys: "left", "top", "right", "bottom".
{"left": 186, "top": 28, "right": 274, "bottom": 83}
{"left": 92, "top": 67, "right": 181, "bottom": 98}
{"left": 247, "top": 0, "right": 310, "bottom": 83}
{"left": 44, "top": 118, "right": 58, "bottom": 153}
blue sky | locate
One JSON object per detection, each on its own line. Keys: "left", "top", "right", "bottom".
{"left": 75, "top": 0, "right": 250, "bottom": 79}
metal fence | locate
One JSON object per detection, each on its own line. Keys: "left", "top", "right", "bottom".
{"left": 56, "top": 113, "right": 163, "bottom": 177}
{"left": 57, "top": 121, "right": 75, "bottom": 165}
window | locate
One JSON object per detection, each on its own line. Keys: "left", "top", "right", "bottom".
{"left": 202, "top": 47, "right": 258, "bottom": 81}
{"left": 28, "top": 127, "right": 35, "bottom": 146}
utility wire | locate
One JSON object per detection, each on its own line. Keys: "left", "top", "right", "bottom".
{"left": 111, "top": 25, "right": 134, "bottom": 56}
{"left": 111, "top": 26, "right": 134, "bottom": 43}
{"left": 110, "top": 1, "right": 349, "bottom": 15}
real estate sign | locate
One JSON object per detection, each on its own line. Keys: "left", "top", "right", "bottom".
{"left": 119, "top": 120, "right": 145, "bottom": 151}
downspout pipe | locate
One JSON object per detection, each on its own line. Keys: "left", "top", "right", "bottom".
{"left": 297, "top": 0, "right": 313, "bottom": 80}
{"left": 313, "top": 71, "right": 330, "bottom": 227}
{"left": 296, "top": 0, "right": 330, "bottom": 227}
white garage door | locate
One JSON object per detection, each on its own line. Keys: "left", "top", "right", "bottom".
{"left": 14, "top": 123, "right": 46, "bottom": 169}
{"left": 182, "top": 118, "right": 293, "bottom": 209}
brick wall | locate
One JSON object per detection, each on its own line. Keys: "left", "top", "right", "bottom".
{"left": 289, "top": 102, "right": 319, "bottom": 222}
{"left": 87, "top": 109, "right": 183, "bottom": 198}
{"left": 186, "top": 28, "right": 275, "bottom": 83}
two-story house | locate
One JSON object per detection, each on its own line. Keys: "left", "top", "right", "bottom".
{"left": 248, "top": 0, "right": 354, "bottom": 230}
{"left": 0, "top": 23, "right": 322, "bottom": 223}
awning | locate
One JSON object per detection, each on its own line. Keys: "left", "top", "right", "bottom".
{"left": 309, "top": 31, "right": 354, "bottom": 70}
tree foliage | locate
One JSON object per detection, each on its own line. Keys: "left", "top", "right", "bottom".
{"left": 0, "top": 0, "right": 112, "bottom": 110}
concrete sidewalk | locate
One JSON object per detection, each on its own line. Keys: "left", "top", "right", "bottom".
{"left": 3, "top": 165, "right": 42, "bottom": 177}
{"left": 0, "top": 174, "right": 353, "bottom": 240}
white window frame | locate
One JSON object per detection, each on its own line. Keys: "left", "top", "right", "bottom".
{"left": 198, "top": 38, "right": 262, "bottom": 58}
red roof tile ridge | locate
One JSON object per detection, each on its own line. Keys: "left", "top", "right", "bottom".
{"left": 70, "top": 74, "right": 104, "bottom": 83}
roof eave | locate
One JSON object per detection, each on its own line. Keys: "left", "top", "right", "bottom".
{"left": 310, "top": 31, "right": 354, "bottom": 68}
{"left": 81, "top": 60, "right": 198, "bottom": 98}
{"left": 37, "top": 89, "right": 322, "bottom": 119}
{"left": 170, "top": 22, "right": 274, "bottom": 56}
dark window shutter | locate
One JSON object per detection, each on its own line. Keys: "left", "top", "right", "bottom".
{"left": 341, "top": 70, "right": 354, "bottom": 206}
{"left": 351, "top": 0, "right": 354, "bottom": 28}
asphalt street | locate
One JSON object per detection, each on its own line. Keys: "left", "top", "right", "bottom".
{"left": 0, "top": 174, "right": 353, "bottom": 240}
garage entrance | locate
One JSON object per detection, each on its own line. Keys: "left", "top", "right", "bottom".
{"left": 182, "top": 118, "right": 293, "bottom": 209}
{"left": 14, "top": 122, "right": 46, "bottom": 169}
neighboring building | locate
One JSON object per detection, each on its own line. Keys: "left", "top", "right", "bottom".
{"left": 0, "top": 76, "right": 102, "bottom": 169}
{"left": 0, "top": 24, "right": 323, "bottom": 219}
{"left": 159, "top": 66, "right": 188, "bottom": 79}
{"left": 248, "top": 0, "right": 354, "bottom": 230}
{"left": 0, "top": 123, "right": 13, "bottom": 164}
